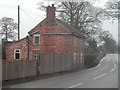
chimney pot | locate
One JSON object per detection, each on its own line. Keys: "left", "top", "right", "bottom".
{"left": 52, "top": 4, "right": 54, "bottom": 7}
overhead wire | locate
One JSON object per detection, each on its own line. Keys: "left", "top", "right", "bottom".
{"left": 0, "top": 4, "right": 42, "bottom": 22}
{"left": 20, "top": 8, "right": 39, "bottom": 22}
{"left": 0, "top": 4, "right": 17, "bottom": 9}
{"left": 21, "top": 7, "right": 41, "bottom": 18}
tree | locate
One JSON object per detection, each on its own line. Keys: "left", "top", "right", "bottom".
{"left": 105, "top": 0, "right": 119, "bottom": 53}
{"left": 0, "top": 17, "right": 18, "bottom": 41}
{"left": 118, "top": 45, "right": 120, "bottom": 54}
{"left": 105, "top": 0, "right": 120, "bottom": 20}
{"left": 37, "top": 1, "right": 106, "bottom": 49}
{"left": 37, "top": 1, "right": 118, "bottom": 53}
{"left": 99, "top": 31, "right": 117, "bottom": 53}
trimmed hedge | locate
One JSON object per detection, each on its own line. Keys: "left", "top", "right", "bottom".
{"left": 84, "top": 54, "right": 97, "bottom": 68}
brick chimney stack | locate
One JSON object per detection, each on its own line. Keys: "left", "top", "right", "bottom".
{"left": 46, "top": 4, "right": 56, "bottom": 22}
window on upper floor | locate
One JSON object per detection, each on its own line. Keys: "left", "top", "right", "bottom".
{"left": 34, "top": 34, "right": 40, "bottom": 45}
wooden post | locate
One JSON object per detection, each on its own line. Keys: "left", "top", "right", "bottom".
{"left": 18, "top": 5, "right": 20, "bottom": 40}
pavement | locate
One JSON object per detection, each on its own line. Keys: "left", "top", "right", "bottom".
{"left": 2, "top": 54, "right": 118, "bottom": 88}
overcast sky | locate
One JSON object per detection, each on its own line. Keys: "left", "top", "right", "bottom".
{"left": 0, "top": 0, "right": 118, "bottom": 42}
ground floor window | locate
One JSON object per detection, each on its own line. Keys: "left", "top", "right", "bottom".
{"left": 14, "top": 49, "right": 20, "bottom": 60}
{"left": 33, "top": 51, "right": 40, "bottom": 60}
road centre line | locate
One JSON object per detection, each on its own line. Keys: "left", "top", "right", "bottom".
{"left": 93, "top": 73, "right": 107, "bottom": 80}
{"left": 67, "top": 83, "right": 84, "bottom": 89}
{"left": 66, "top": 56, "right": 107, "bottom": 89}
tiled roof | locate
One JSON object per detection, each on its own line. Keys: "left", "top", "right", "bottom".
{"left": 28, "top": 18, "right": 83, "bottom": 38}
{"left": 56, "top": 18, "right": 82, "bottom": 38}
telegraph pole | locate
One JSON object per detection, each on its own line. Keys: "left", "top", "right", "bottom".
{"left": 18, "top": 5, "right": 20, "bottom": 40}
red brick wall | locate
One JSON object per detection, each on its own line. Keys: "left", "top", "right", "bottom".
{"left": 28, "top": 34, "right": 83, "bottom": 60}
{"left": 5, "top": 38, "right": 28, "bottom": 61}
{"left": 29, "top": 19, "right": 70, "bottom": 34}
{"left": 29, "top": 19, "right": 83, "bottom": 54}
{"left": 41, "top": 35, "right": 72, "bottom": 53}
{"left": 5, "top": 18, "right": 84, "bottom": 61}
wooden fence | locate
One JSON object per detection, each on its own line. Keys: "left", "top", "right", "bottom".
{"left": 39, "top": 53, "right": 84, "bottom": 75}
{"left": 2, "top": 52, "right": 84, "bottom": 80}
{"left": 2, "top": 60, "right": 37, "bottom": 80}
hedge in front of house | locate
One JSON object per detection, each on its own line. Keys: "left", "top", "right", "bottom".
{"left": 84, "top": 52, "right": 106, "bottom": 68}
{"left": 84, "top": 54, "right": 97, "bottom": 68}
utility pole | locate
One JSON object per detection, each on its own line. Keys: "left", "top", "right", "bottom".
{"left": 5, "top": 26, "right": 7, "bottom": 41}
{"left": 18, "top": 5, "right": 20, "bottom": 40}
{"left": 2, "top": 25, "right": 8, "bottom": 41}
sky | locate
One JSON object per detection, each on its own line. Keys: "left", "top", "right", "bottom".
{"left": 0, "top": 0, "right": 118, "bottom": 42}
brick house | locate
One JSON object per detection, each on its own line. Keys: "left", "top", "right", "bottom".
{"left": 4, "top": 4, "right": 84, "bottom": 70}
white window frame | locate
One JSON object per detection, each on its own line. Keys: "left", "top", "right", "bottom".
{"left": 14, "top": 49, "right": 21, "bottom": 60}
{"left": 33, "top": 51, "right": 40, "bottom": 60}
{"left": 34, "top": 34, "right": 40, "bottom": 45}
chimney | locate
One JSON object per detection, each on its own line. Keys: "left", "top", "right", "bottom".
{"left": 46, "top": 4, "right": 56, "bottom": 22}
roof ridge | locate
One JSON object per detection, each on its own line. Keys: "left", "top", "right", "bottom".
{"left": 55, "top": 18, "right": 81, "bottom": 36}
{"left": 28, "top": 18, "right": 46, "bottom": 34}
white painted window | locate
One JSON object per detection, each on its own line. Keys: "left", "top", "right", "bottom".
{"left": 34, "top": 51, "right": 40, "bottom": 60}
{"left": 34, "top": 34, "right": 40, "bottom": 45}
{"left": 14, "top": 49, "right": 20, "bottom": 60}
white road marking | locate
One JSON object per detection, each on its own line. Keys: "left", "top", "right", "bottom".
{"left": 86, "top": 56, "right": 106, "bottom": 71}
{"left": 109, "top": 56, "right": 117, "bottom": 72}
{"left": 67, "top": 83, "right": 84, "bottom": 88}
{"left": 110, "top": 68, "right": 115, "bottom": 72}
{"left": 93, "top": 73, "right": 107, "bottom": 80}
{"left": 113, "top": 55, "right": 117, "bottom": 67}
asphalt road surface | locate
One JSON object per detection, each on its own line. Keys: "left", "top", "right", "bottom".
{"left": 8, "top": 54, "right": 118, "bottom": 88}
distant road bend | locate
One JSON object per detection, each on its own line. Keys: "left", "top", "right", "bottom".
{"left": 9, "top": 54, "right": 118, "bottom": 88}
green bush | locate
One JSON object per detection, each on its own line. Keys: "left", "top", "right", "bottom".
{"left": 84, "top": 54, "right": 97, "bottom": 68}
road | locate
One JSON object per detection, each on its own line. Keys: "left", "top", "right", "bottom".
{"left": 0, "top": 60, "right": 2, "bottom": 90}
{"left": 8, "top": 54, "right": 118, "bottom": 88}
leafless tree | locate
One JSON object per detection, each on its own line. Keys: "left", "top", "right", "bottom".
{"left": 38, "top": 1, "right": 106, "bottom": 39}
{"left": 0, "top": 17, "right": 18, "bottom": 41}
{"left": 105, "top": 0, "right": 120, "bottom": 20}
{"left": 37, "top": 1, "right": 116, "bottom": 51}
{"left": 57, "top": 2, "right": 106, "bottom": 40}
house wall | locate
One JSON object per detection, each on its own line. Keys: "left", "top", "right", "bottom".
{"left": 28, "top": 20, "right": 84, "bottom": 60}
{"left": 5, "top": 20, "right": 84, "bottom": 61}
{"left": 5, "top": 38, "right": 28, "bottom": 61}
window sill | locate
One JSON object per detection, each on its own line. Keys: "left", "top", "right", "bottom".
{"left": 34, "top": 44, "right": 40, "bottom": 46}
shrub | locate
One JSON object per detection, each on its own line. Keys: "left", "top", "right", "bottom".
{"left": 84, "top": 54, "right": 97, "bottom": 68}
